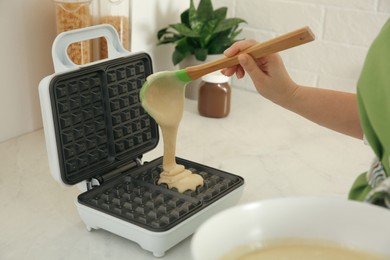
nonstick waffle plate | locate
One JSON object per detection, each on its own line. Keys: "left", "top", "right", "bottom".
{"left": 48, "top": 53, "right": 158, "bottom": 185}
{"left": 78, "top": 157, "right": 244, "bottom": 232}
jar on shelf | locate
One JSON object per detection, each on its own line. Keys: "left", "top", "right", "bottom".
{"left": 53, "top": 0, "right": 93, "bottom": 65}
{"left": 98, "top": 0, "right": 131, "bottom": 59}
{"left": 198, "top": 72, "right": 231, "bottom": 118}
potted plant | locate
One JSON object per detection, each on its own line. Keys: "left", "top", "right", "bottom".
{"left": 157, "top": 0, "right": 246, "bottom": 99}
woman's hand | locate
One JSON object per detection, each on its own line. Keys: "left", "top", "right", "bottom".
{"left": 221, "top": 40, "right": 298, "bottom": 107}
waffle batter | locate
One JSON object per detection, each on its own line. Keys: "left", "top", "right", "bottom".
{"left": 222, "top": 239, "right": 384, "bottom": 260}
{"left": 141, "top": 72, "right": 204, "bottom": 193}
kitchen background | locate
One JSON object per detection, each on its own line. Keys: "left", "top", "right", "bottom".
{"left": 0, "top": 0, "right": 389, "bottom": 143}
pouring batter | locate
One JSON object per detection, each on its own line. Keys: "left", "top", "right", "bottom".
{"left": 140, "top": 72, "right": 204, "bottom": 193}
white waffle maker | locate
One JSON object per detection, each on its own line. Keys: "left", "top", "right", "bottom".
{"left": 39, "top": 25, "right": 244, "bottom": 257}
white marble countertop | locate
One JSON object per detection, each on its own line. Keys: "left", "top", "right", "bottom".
{"left": 0, "top": 88, "right": 373, "bottom": 259}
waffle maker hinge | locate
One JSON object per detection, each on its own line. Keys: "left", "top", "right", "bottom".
{"left": 85, "top": 156, "right": 142, "bottom": 191}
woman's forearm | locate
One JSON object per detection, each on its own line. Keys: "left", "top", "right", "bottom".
{"left": 282, "top": 85, "right": 363, "bottom": 139}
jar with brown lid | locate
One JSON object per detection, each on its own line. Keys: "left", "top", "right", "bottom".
{"left": 198, "top": 72, "right": 231, "bottom": 118}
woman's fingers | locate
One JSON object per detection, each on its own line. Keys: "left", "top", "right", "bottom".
{"left": 222, "top": 39, "right": 258, "bottom": 78}
{"left": 224, "top": 39, "right": 257, "bottom": 57}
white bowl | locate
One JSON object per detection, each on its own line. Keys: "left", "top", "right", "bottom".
{"left": 191, "top": 197, "right": 390, "bottom": 260}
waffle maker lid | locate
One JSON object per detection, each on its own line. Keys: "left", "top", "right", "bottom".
{"left": 40, "top": 25, "right": 159, "bottom": 185}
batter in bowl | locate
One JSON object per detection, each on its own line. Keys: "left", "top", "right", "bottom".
{"left": 140, "top": 72, "right": 204, "bottom": 193}
{"left": 222, "top": 239, "right": 384, "bottom": 260}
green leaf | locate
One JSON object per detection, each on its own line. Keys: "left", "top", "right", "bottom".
{"left": 172, "top": 41, "right": 193, "bottom": 65}
{"left": 186, "top": 37, "right": 202, "bottom": 50}
{"left": 201, "top": 19, "right": 220, "bottom": 45}
{"left": 206, "top": 28, "right": 243, "bottom": 54}
{"left": 172, "top": 49, "right": 186, "bottom": 65}
{"left": 194, "top": 48, "right": 208, "bottom": 61}
{"left": 187, "top": 1, "right": 203, "bottom": 31}
{"left": 157, "top": 28, "right": 168, "bottom": 40}
{"left": 180, "top": 9, "right": 190, "bottom": 27}
{"left": 207, "top": 36, "right": 234, "bottom": 54}
{"left": 157, "top": 28, "right": 183, "bottom": 45}
{"left": 213, "top": 7, "right": 227, "bottom": 20}
{"left": 170, "top": 23, "right": 199, "bottom": 37}
{"left": 188, "top": 0, "right": 198, "bottom": 28}
{"left": 229, "top": 28, "right": 243, "bottom": 41}
{"left": 197, "top": 0, "right": 213, "bottom": 21}
{"left": 214, "top": 18, "right": 247, "bottom": 33}
{"left": 157, "top": 35, "right": 183, "bottom": 45}
{"left": 176, "top": 38, "right": 193, "bottom": 52}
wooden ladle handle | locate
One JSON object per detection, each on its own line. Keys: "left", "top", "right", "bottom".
{"left": 185, "top": 26, "right": 315, "bottom": 80}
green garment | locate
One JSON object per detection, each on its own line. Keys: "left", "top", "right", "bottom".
{"left": 349, "top": 19, "right": 390, "bottom": 205}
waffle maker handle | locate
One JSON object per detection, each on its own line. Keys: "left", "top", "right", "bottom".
{"left": 52, "top": 24, "right": 130, "bottom": 73}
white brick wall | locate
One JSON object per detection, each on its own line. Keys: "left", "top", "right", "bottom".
{"left": 231, "top": 0, "right": 390, "bottom": 93}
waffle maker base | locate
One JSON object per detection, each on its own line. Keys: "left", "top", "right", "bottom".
{"left": 76, "top": 157, "right": 244, "bottom": 257}
{"left": 39, "top": 25, "right": 244, "bottom": 257}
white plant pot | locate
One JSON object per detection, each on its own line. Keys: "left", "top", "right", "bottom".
{"left": 179, "top": 54, "right": 223, "bottom": 100}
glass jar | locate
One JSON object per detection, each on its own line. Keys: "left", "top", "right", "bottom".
{"left": 198, "top": 72, "right": 231, "bottom": 118}
{"left": 53, "top": 0, "right": 93, "bottom": 65}
{"left": 98, "top": 0, "right": 131, "bottom": 59}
